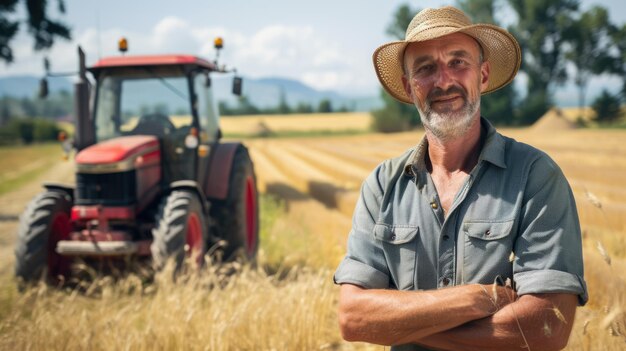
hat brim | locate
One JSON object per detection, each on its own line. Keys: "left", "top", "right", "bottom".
{"left": 373, "top": 24, "right": 521, "bottom": 104}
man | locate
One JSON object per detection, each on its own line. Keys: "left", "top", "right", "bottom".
{"left": 334, "top": 6, "right": 588, "bottom": 351}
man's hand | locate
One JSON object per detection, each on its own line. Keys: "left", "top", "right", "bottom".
{"left": 338, "top": 283, "right": 516, "bottom": 346}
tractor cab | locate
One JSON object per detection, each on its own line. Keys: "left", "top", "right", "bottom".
{"left": 88, "top": 54, "right": 237, "bottom": 184}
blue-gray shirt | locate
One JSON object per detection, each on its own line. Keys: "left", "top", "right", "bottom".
{"left": 334, "top": 118, "right": 588, "bottom": 349}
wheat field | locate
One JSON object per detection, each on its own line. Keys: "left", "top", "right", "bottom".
{"left": 0, "top": 113, "right": 625, "bottom": 350}
{"left": 245, "top": 123, "right": 626, "bottom": 349}
{"left": 220, "top": 112, "right": 372, "bottom": 137}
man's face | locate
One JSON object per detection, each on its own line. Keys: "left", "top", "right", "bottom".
{"left": 401, "top": 32, "right": 490, "bottom": 141}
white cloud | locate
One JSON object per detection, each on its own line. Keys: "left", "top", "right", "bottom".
{"left": 224, "top": 24, "right": 379, "bottom": 94}
{"left": 151, "top": 17, "right": 197, "bottom": 54}
{"left": 0, "top": 17, "right": 380, "bottom": 96}
{"left": 302, "top": 71, "right": 342, "bottom": 91}
{"left": 232, "top": 25, "right": 343, "bottom": 71}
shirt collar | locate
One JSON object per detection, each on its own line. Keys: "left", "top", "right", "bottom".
{"left": 403, "top": 117, "right": 507, "bottom": 181}
{"left": 479, "top": 118, "right": 507, "bottom": 169}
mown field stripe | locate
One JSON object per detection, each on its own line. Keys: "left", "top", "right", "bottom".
{"left": 0, "top": 144, "right": 65, "bottom": 196}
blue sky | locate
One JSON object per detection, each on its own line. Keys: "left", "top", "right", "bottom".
{"left": 1, "top": 0, "right": 624, "bottom": 104}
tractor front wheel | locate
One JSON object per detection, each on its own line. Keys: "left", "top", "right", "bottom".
{"left": 14, "top": 191, "right": 73, "bottom": 286}
{"left": 151, "top": 190, "right": 208, "bottom": 272}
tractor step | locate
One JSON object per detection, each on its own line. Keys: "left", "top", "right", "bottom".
{"left": 56, "top": 240, "right": 150, "bottom": 256}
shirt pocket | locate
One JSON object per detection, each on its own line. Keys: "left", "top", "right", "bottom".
{"left": 462, "top": 219, "right": 515, "bottom": 284}
{"left": 374, "top": 224, "right": 419, "bottom": 290}
{"left": 463, "top": 220, "right": 514, "bottom": 240}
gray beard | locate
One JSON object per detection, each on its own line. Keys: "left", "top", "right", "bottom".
{"left": 417, "top": 96, "right": 480, "bottom": 142}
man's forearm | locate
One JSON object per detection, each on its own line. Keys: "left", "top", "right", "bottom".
{"left": 338, "top": 283, "right": 513, "bottom": 346}
{"left": 416, "top": 293, "right": 578, "bottom": 351}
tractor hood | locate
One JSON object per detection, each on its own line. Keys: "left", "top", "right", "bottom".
{"left": 75, "top": 135, "right": 160, "bottom": 174}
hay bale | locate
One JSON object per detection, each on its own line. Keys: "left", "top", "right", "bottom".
{"left": 532, "top": 108, "right": 580, "bottom": 131}
{"left": 251, "top": 120, "right": 273, "bottom": 137}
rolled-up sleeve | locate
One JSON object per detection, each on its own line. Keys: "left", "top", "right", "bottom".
{"left": 334, "top": 166, "right": 391, "bottom": 289}
{"left": 514, "top": 155, "right": 588, "bottom": 305}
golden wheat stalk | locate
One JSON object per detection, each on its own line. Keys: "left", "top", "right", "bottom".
{"left": 596, "top": 240, "right": 612, "bottom": 266}
{"left": 584, "top": 189, "right": 602, "bottom": 209}
{"left": 601, "top": 305, "right": 623, "bottom": 330}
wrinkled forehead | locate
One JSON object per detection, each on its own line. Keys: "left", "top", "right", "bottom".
{"left": 403, "top": 32, "right": 483, "bottom": 62}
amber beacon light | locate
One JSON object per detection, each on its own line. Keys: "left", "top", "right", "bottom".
{"left": 214, "top": 37, "right": 223, "bottom": 49}
{"left": 118, "top": 37, "right": 128, "bottom": 53}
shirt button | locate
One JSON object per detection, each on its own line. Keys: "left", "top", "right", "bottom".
{"left": 390, "top": 234, "right": 396, "bottom": 241}
{"left": 431, "top": 202, "right": 438, "bottom": 209}
{"left": 443, "top": 234, "right": 449, "bottom": 241}
{"left": 485, "top": 230, "right": 491, "bottom": 236}
{"left": 442, "top": 277, "right": 451, "bottom": 286}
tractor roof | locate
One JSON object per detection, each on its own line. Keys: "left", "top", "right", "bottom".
{"left": 89, "top": 54, "right": 218, "bottom": 73}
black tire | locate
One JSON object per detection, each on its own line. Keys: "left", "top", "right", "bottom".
{"left": 14, "top": 191, "right": 73, "bottom": 285}
{"left": 210, "top": 146, "right": 259, "bottom": 261}
{"left": 151, "top": 190, "right": 208, "bottom": 271}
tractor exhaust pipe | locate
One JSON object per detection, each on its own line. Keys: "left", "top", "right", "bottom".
{"left": 74, "top": 46, "right": 95, "bottom": 151}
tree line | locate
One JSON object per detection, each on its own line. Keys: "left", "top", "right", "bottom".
{"left": 0, "top": 91, "right": 73, "bottom": 124}
{"left": 0, "top": 91, "right": 69, "bottom": 144}
{"left": 373, "top": 0, "right": 626, "bottom": 132}
{"left": 219, "top": 94, "right": 350, "bottom": 116}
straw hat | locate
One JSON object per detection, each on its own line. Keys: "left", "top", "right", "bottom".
{"left": 373, "top": 6, "right": 521, "bottom": 104}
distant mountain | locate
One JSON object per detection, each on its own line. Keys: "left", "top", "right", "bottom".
{"left": 0, "top": 75, "right": 382, "bottom": 112}
{"left": 211, "top": 76, "right": 381, "bottom": 111}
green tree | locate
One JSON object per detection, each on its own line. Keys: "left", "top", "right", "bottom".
{"left": 20, "top": 97, "right": 36, "bottom": 116}
{"left": 33, "top": 117, "right": 61, "bottom": 140}
{"left": 317, "top": 99, "right": 333, "bottom": 113}
{"left": 0, "top": 97, "right": 11, "bottom": 126}
{"left": 592, "top": 89, "right": 622, "bottom": 123}
{"left": 385, "top": 4, "right": 416, "bottom": 40}
{"left": 372, "top": 90, "right": 412, "bottom": 132}
{"left": 608, "top": 24, "right": 626, "bottom": 101}
{"left": 457, "top": 0, "right": 518, "bottom": 125}
{"left": 13, "top": 119, "right": 34, "bottom": 143}
{"left": 218, "top": 101, "right": 234, "bottom": 115}
{"left": 294, "top": 102, "right": 314, "bottom": 113}
{"left": 236, "top": 95, "right": 259, "bottom": 115}
{"left": 337, "top": 105, "right": 350, "bottom": 113}
{"left": 508, "top": 0, "right": 579, "bottom": 124}
{"left": 370, "top": 4, "right": 421, "bottom": 133}
{"left": 0, "top": 0, "right": 71, "bottom": 63}
{"left": 562, "top": 6, "right": 613, "bottom": 118}
{"left": 276, "top": 89, "right": 291, "bottom": 114}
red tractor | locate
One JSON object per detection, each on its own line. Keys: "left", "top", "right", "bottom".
{"left": 15, "top": 39, "right": 258, "bottom": 285}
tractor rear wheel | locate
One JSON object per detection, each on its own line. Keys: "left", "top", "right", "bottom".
{"left": 210, "top": 146, "right": 259, "bottom": 261}
{"left": 14, "top": 191, "right": 73, "bottom": 286}
{"left": 151, "top": 190, "right": 208, "bottom": 272}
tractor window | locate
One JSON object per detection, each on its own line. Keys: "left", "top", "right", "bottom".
{"left": 94, "top": 73, "right": 193, "bottom": 142}
{"left": 94, "top": 77, "right": 119, "bottom": 140}
{"left": 193, "top": 73, "right": 220, "bottom": 143}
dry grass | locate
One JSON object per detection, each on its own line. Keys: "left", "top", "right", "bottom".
{"left": 0, "top": 143, "right": 64, "bottom": 196}
{"left": 0, "top": 264, "right": 341, "bottom": 351}
{"left": 0, "top": 195, "right": 347, "bottom": 350}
